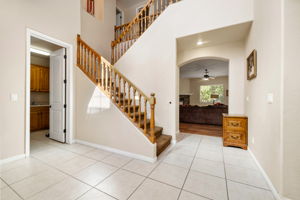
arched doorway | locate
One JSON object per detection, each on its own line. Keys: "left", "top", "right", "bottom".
{"left": 178, "top": 58, "right": 229, "bottom": 137}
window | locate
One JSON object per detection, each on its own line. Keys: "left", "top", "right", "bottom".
{"left": 200, "top": 84, "right": 224, "bottom": 104}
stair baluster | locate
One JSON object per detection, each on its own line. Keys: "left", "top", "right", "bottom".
{"left": 77, "top": 35, "right": 172, "bottom": 153}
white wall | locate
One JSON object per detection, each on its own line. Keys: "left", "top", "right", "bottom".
{"left": 189, "top": 76, "right": 229, "bottom": 106}
{"left": 282, "top": 0, "right": 300, "bottom": 199}
{"left": 115, "top": 0, "right": 253, "bottom": 138}
{"left": 31, "top": 54, "right": 50, "bottom": 67}
{"left": 244, "top": 0, "right": 283, "bottom": 194}
{"left": 0, "top": 0, "right": 80, "bottom": 160}
{"left": 179, "top": 78, "right": 191, "bottom": 94}
{"left": 81, "top": 0, "right": 116, "bottom": 60}
{"left": 116, "top": 1, "right": 147, "bottom": 24}
{"left": 178, "top": 41, "right": 245, "bottom": 114}
{"left": 75, "top": 68, "right": 156, "bottom": 159}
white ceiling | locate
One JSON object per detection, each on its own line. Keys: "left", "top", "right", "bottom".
{"left": 31, "top": 37, "right": 62, "bottom": 52}
{"left": 117, "top": 0, "right": 146, "bottom": 9}
{"left": 180, "top": 59, "right": 229, "bottom": 78}
{"left": 177, "top": 22, "right": 252, "bottom": 53}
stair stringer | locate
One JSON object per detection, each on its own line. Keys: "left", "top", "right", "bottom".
{"left": 114, "top": 0, "right": 253, "bottom": 139}
{"left": 75, "top": 67, "right": 157, "bottom": 161}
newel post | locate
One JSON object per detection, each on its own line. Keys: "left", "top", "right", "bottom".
{"left": 150, "top": 93, "right": 156, "bottom": 143}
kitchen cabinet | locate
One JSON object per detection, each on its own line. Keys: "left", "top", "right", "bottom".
{"left": 30, "top": 106, "right": 49, "bottom": 131}
{"left": 30, "top": 64, "right": 49, "bottom": 92}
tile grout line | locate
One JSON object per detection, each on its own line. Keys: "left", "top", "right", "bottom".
{"left": 176, "top": 137, "right": 203, "bottom": 200}
{"left": 125, "top": 152, "right": 174, "bottom": 200}
{"left": 222, "top": 142, "right": 230, "bottom": 200}
{"left": 28, "top": 137, "right": 128, "bottom": 200}
{"left": 31, "top": 154, "right": 125, "bottom": 200}
{"left": 8, "top": 133, "right": 271, "bottom": 200}
{"left": 1, "top": 178, "right": 25, "bottom": 200}
{"left": 26, "top": 135, "right": 141, "bottom": 200}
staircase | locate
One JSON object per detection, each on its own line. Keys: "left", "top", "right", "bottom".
{"left": 111, "top": 0, "right": 181, "bottom": 64}
{"left": 76, "top": 35, "right": 172, "bottom": 156}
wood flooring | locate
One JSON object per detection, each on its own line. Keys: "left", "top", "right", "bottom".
{"left": 180, "top": 123, "right": 222, "bottom": 137}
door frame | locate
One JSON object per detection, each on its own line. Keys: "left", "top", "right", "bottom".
{"left": 116, "top": 6, "right": 124, "bottom": 25}
{"left": 25, "top": 28, "right": 74, "bottom": 157}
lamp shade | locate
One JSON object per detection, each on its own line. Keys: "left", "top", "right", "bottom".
{"left": 210, "top": 94, "right": 219, "bottom": 99}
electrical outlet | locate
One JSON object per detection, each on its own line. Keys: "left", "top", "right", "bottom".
{"left": 252, "top": 137, "right": 255, "bottom": 144}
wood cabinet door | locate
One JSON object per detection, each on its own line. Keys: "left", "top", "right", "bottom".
{"left": 40, "top": 108, "right": 49, "bottom": 129}
{"left": 30, "top": 111, "right": 40, "bottom": 131}
{"left": 30, "top": 65, "right": 40, "bottom": 92}
{"left": 39, "top": 67, "right": 49, "bottom": 92}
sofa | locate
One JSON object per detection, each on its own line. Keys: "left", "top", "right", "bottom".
{"left": 179, "top": 104, "right": 228, "bottom": 126}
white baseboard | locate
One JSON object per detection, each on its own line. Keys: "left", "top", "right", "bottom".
{"left": 171, "top": 139, "right": 177, "bottom": 144}
{"left": 0, "top": 154, "right": 26, "bottom": 165}
{"left": 75, "top": 139, "right": 157, "bottom": 163}
{"left": 248, "top": 148, "right": 282, "bottom": 200}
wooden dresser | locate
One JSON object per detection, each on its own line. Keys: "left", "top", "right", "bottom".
{"left": 222, "top": 114, "right": 248, "bottom": 150}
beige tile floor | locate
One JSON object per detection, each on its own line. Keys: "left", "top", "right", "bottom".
{"left": 0, "top": 130, "right": 275, "bottom": 200}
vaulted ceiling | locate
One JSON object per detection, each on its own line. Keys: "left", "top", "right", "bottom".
{"left": 180, "top": 59, "right": 229, "bottom": 78}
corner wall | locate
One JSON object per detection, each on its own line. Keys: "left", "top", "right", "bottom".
{"left": 75, "top": 68, "right": 156, "bottom": 159}
{"left": 282, "top": 0, "right": 300, "bottom": 198}
{"left": 80, "top": 0, "right": 116, "bottom": 60}
{"left": 244, "top": 0, "right": 283, "bottom": 194}
{"left": 0, "top": 0, "right": 80, "bottom": 160}
{"left": 115, "top": 0, "right": 253, "bottom": 138}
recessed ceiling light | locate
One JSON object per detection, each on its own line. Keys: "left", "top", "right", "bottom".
{"left": 30, "top": 47, "right": 50, "bottom": 56}
{"left": 197, "top": 41, "right": 204, "bottom": 46}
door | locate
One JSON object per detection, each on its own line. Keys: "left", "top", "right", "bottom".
{"left": 49, "top": 48, "right": 66, "bottom": 142}
{"left": 116, "top": 9, "right": 122, "bottom": 26}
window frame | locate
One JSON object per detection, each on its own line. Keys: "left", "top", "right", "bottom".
{"left": 199, "top": 84, "right": 225, "bottom": 104}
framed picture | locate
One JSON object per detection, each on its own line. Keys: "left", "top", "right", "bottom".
{"left": 247, "top": 50, "right": 257, "bottom": 80}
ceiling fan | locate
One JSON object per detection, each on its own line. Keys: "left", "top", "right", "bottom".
{"left": 202, "top": 69, "right": 215, "bottom": 81}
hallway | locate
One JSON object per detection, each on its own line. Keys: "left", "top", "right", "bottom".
{"left": 180, "top": 123, "right": 222, "bottom": 137}
{"left": 0, "top": 132, "right": 274, "bottom": 200}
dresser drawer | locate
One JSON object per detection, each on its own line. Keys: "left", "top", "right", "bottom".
{"left": 224, "top": 118, "right": 247, "bottom": 131}
{"left": 222, "top": 114, "right": 248, "bottom": 150}
{"left": 224, "top": 131, "right": 246, "bottom": 144}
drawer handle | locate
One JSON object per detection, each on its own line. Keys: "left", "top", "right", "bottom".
{"left": 231, "top": 135, "right": 240, "bottom": 140}
{"left": 229, "top": 122, "right": 240, "bottom": 127}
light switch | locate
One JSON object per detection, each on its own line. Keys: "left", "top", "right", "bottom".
{"left": 246, "top": 96, "right": 250, "bottom": 102}
{"left": 10, "top": 93, "right": 18, "bottom": 102}
{"left": 267, "top": 93, "right": 274, "bottom": 104}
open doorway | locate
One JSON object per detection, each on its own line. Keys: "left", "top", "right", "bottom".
{"left": 179, "top": 59, "right": 229, "bottom": 137}
{"left": 25, "top": 29, "right": 74, "bottom": 156}
{"left": 116, "top": 7, "right": 124, "bottom": 26}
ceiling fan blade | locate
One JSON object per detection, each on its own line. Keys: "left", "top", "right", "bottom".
{"left": 210, "top": 76, "right": 216, "bottom": 79}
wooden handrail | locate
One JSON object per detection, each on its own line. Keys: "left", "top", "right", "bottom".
{"left": 111, "top": 0, "right": 181, "bottom": 63}
{"left": 115, "top": 23, "right": 130, "bottom": 31}
{"left": 77, "top": 35, "right": 156, "bottom": 143}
